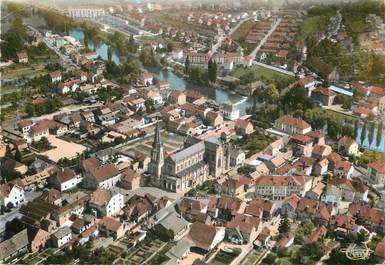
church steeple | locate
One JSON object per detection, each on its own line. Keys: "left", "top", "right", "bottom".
{"left": 150, "top": 121, "right": 164, "bottom": 185}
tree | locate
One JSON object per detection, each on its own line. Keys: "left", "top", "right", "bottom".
{"left": 14, "top": 147, "right": 22, "bottom": 162}
{"left": 279, "top": 213, "right": 290, "bottom": 234}
{"left": 361, "top": 120, "right": 367, "bottom": 145}
{"left": 368, "top": 122, "right": 375, "bottom": 146}
{"left": 184, "top": 55, "right": 190, "bottom": 74}
{"left": 377, "top": 121, "right": 383, "bottom": 147}
{"left": 266, "top": 83, "right": 279, "bottom": 103}
{"left": 207, "top": 58, "right": 217, "bottom": 83}
{"left": 5, "top": 145, "right": 13, "bottom": 159}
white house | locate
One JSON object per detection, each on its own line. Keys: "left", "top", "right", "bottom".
{"left": 254, "top": 175, "right": 313, "bottom": 200}
{"left": 89, "top": 189, "right": 124, "bottom": 217}
{"left": 274, "top": 115, "right": 312, "bottom": 135}
{"left": 0, "top": 183, "right": 25, "bottom": 208}
{"left": 49, "top": 167, "right": 83, "bottom": 192}
{"left": 171, "top": 48, "right": 184, "bottom": 61}
{"left": 52, "top": 227, "right": 72, "bottom": 248}
{"left": 49, "top": 70, "right": 62, "bottom": 83}
{"left": 222, "top": 102, "right": 240, "bottom": 121}
{"left": 83, "top": 164, "right": 121, "bottom": 190}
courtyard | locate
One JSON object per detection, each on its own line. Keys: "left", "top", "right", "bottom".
{"left": 119, "top": 130, "right": 184, "bottom": 158}
{"left": 40, "top": 135, "right": 87, "bottom": 162}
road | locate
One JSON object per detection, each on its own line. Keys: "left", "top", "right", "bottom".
{"left": 210, "top": 17, "right": 252, "bottom": 54}
{"left": 250, "top": 18, "right": 282, "bottom": 59}
{"left": 0, "top": 191, "right": 41, "bottom": 233}
{"left": 29, "top": 102, "right": 102, "bottom": 123}
{"left": 25, "top": 24, "right": 79, "bottom": 69}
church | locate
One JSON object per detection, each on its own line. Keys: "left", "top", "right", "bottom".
{"left": 148, "top": 123, "right": 232, "bottom": 193}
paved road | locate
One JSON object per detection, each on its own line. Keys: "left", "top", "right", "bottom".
{"left": 29, "top": 102, "right": 102, "bottom": 123}
{"left": 250, "top": 18, "right": 282, "bottom": 59}
{"left": 25, "top": 24, "right": 79, "bottom": 69}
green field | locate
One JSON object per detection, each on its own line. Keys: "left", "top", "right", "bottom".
{"left": 232, "top": 65, "right": 295, "bottom": 81}
{"left": 231, "top": 19, "right": 256, "bottom": 41}
{"left": 210, "top": 249, "right": 241, "bottom": 265}
{"left": 241, "top": 249, "right": 260, "bottom": 265}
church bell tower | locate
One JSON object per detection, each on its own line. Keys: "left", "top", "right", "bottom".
{"left": 149, "top": 122, "right": 164, "bottom": 186}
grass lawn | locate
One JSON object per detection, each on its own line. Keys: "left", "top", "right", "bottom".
{"left": 210, "top": 249, "right": 241, "bottom": 265}
{"left": 299, "top": 15, "right": 329, "bottom": 39}
{"left": 231, "top": 19, "right": 256, "bottom": 40}
{"left": 1, "top": 85, "right": 21, "bottom": 94}
{"left": 236, "top": 132, "right": 277, "bottom": 157}
{"left": 185, "top": 179, "right": 218, "bottom": 197}
{"left": 1, "top": 65, "right": 46, "bottom": 80}
{"left": 233, "top": 65, "right": 294, "bottom": 81}
{"left": 241, "top": 249, "right": 260, "bottom": 265}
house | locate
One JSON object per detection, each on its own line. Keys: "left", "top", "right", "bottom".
{"left": 171, "top": 48, "right": 184, "bottom": 60}
{"left": 16, "top": 51, "right": 28, "bottom": 63}
{"left": 18, "top": 119, "right": 33, "bottom": 135}
{"left": 222, "top": 102, "right": 240, "bottom": 121}
{"left": 124, "top": 195, "right": 154, "bottom": 223}
{"left": 230, "top": 147, "right": 246, "bottom": 167}
{"left": 338, "top": 136, "right": 359, "bottom": 157}
{"left": 49, "top": 167, "right": 82, "bottom": 191}
{"left": 89, "top": 189, "right": 124, "bottom": 217}
{"left": 157, "top": 80, "right": 170, "bottom": 90}
{"left": 57, "top": 80, "right": 80, "bottom": 94}
{"left": 276, "top": 233, "right": 294, "bottom": 249}
{"left": 3, "top": 158, "right": 28, "bottom": 175}
{"left": 99, "top": 216, "right": 126, "bottom": 240}
{"left": 187, "top": 222, "right": 225, "bottom": 252}
{"left": 226, "top": 213, "right": 261, "bottom": 244}
{"left": 168, "top": 91, "right": 186, "bottom": 105}
{"left": 221, "top": 177, "right": 250, "bottom": 196}
{"left": 0, "top": 229, "right": 29, "bottom": 263}
{"left": 348, "top": 203, "right": 385, "bottom": 233}
{"left": 254, "top": 175, "right": 313, "bottom": 200}
{"left": 311, "top": 144, "right": 332, "bottom": 159}
{"left": 71, "top": 215, "right": 95, "bottom": 234}
{"left": 245, "top": 198, "right": 276, "bottom": 220}
{"left": 368, "top": 161, "right": 385, "bottom": 184}
{"left": 139, "top": 89, "right": 163, "bottom": 105}
{"left": 49, "top": 70, "right": 62, "bottom": 83}
{"left": 123, "top": 96, "right": 146, "bottom": 111}
{"left": 313, "top": 158, "right": 329, "bottom": 176}
{"left": 148, "top": 205, "right": 190, "bottom": 240}
{"left": 51, "top": 227, "right": 72, "bottom": 248}
{"left": 164, "top": 237, "right": 192, "bottom": 265}
{"left": 289, "top": 134, "right": 313, "bottom": 157}
{"left": 334, "top": 161, "right": 354, "bottom": 179}
{"left": 311, "top": 87, "right": 336, "bottom": 106}
{"left": 206, "top": 111, "right": 223, "bottom": 128}
{"left": 267, "top": 138, "right": 284, "bottom": 157}
{"left": 83, "top": 164, "right": 121, "bottom": 189}
{"left": 329, "top": 214, "right": 356, "bottom": 234}
{"left": 235, "top": 119, "right": 254, "bottom": 135}
{"left": 281, "top": 194, "right": 301, "bottom": 218}
{"left": 274, "top": 115, "right": 312, "bottom": 135}
{"left": 207, "top": 196, "right": 242, "bottom": 219}
{"left": 307, "top": 226, "right": 327, "bottom": 244}
{"left": 119, "top": 168, "right": 141, "bottom": 190}
{"left": 327, "top": 178, "right": 368, "bottom": 202}
{"left": 379, "top": 96, "right": 385, "bottom": 115}
{"left": 297, "top": 76, "right": 316, "bottom": 96}
{"left": 0, "top": 183, "right": 25, "bottom": 208}
{"left": 141, "top": 72, "right": 153, "bottom": 86}
{"left": 30, "top": 123, "right": 49, "bottom": 142}
{"left": 375, "top": 238, "right": 385, "bottom": 259}
{"left": 28, "top": 228, "right": 51, "bottom": 254}
{"left": 296, "top": 197, "right": 333, "bottom": 226}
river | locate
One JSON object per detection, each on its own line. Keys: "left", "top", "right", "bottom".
{"left": 68, "top": 29, "right": 254, "bottom": 115}
{"left": 356, "top": 126, "right": 385, "bottom": 153}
